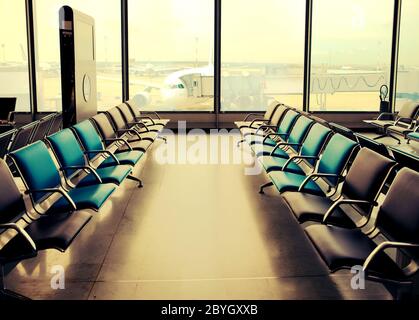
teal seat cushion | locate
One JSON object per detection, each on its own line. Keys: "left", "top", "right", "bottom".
{"left": 408, "top": 132, "right": 419, "bottom": 141}
{"left": 78, "top": 165, "right": 132, "bottom": 187}
{"left": 259, "top": 156, "right": 305, "bottom": 174}
{"left": 51, "top": 184, "right": 116, "bottom": 212}
{"left": 253, "top": 144, "right": 290, "bottom": 158}
{"left": 268, "top": 171, "right": 325, "bottom": 195}
{"left": 99, "top": 150, "right": 143, "bottom": 168}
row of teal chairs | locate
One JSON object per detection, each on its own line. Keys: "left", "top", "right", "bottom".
{"left": 237, "top": 103, "right": 419, "bottom": 299}
{"left": 0, "top": 101, "right": 169, "bottom": 299}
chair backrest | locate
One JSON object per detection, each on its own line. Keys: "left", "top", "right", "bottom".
{"left": 107, "top": 107, "right": 128, "bottom": 131}
{"left": 276, "top": 109, "right": 300, "bottom": 135}
{"left": 30, "top": 113, "right": 56, "bottom": 144}
{"left": 376, "top": 168, "right": 419, "bottom": 245}
{"left": 342, "top": 148, "right": 396, "bottom": 202}
{"left": 47, "top": 129, "right": 86, "bottom": 176}
{"left": 317, "top": 133, "right": 358, "bottom": 185}
{"left": 91, "top": 113, "right": 118, "bottom": 140}
{"left": 388, "top": 147, "right": 419, "bottom": 172}
{"left": 269, "top": 104, "right": 288, "bottom": 126}
{"left": 118, "top": 103, "right": 136, "bottom": 124}
{"left": 125, "top": 100, "right": 141, "bottom": 119}
{"left": 264, "top": 100, "right": 281, "bottom": 121}
{"left": 47, "top": 112, "right": 63, "bottom": 135}
{"left": 287, "top": 116, "right": 314, "bottom": 146}
{"left": 398, "top": 101, "right": 419, "bottom": 121}
{"left": 10, "top": 141, "right": 61, "bottom": 202}
{"left": 0, "top": 129, "right": 16, "bottom": 159}
{"left": 9, "top": 121, "right": 39, "bottom": 153}
{"left": 72, "top": 120, "right": 105, "bottom": 157}
{"left": 329, "top": 122, "right": 356, "bottom": 141}
{"left": 300, "top": 123, "right": 332, "bottom": 164}
{"left": 0, "top": 158, "right": 26, "bottom": 224}
{"left": 355, "top": 134, "right": 392, "bottom": 159}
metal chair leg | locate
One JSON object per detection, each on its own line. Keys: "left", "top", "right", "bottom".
{"left": 259, "top": 182, "right": 274, "bottom": 194}
{"left": 127, "top": 175, "right": 143, "bottom": 188}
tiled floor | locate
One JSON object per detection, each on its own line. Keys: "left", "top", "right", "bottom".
{"left": 4, "top": 132, "right": 394, "bottom": 300}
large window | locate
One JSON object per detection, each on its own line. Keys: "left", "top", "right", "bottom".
{"left": 221, "top": 0, "right": 305, "bottom": 111}
{"left": 0, "top": 0, "right": 30, "bottom": 112}
{"left": 310, "top": 0, "right": 393, "bottom": 112}
{"left": 395, "top": 0, "right": 419, "bottom": 111}
{"left": 128, "top": 0, "right": 214, "bottom": 112}
{"left": 34, "top": 0, "right": 121, "bottom": 112}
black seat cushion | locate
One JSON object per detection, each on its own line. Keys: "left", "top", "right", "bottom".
{"left": 282, "top": 192, "right": 357, "bottom": 228}
{"left": 3, "top": 211, "right": 92, "bottom": 255}
{"left": 305, "top": 224, "right": 404, "bottom": 279}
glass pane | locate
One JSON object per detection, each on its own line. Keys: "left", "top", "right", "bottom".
{"left": 0, "top": 0, "right": 30, "bottom": 112}
{"left": 128, "top": 0, "right": 214, "bottom": 112}
{"left": 221, "top": 0, "right": 305, "bottom": 111}
{"left": 310, "top": 0, "right": 393, "bottom": 112}
{"left": 35, "top": 0, "right": 121, "bottom": 112}
{"left": 396, "top": 0, "right": 419, "bottom": 111}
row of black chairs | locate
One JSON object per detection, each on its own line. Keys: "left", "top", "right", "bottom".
{"left": 0, "top": 101, "right": 169, "bottom": 300}
{"left": 237, "top": 101, "right": 419, "bottom": 299}
{"left": 0, "top": 113, "right": 63, "bottom": 160}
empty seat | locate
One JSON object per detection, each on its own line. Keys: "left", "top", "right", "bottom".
{"left": 72, "top": 120, "right": 143, "bottom": 168}
{"left": 8, "top": 121, "right": 39, "bottom": 153}
{"left": 252, "top": 115, "right": 314, "bottom": 158}
{"left": 0, "top": 129, "right": 16, "bottom": 159}
{"left": 125, "top": 99, "right": 169, "bottom": 128}
{"left": 305, "top": 168, "right": 419, "bottom": 282}
{"left": 47, "top": 112, "right": 63, "bottom": 135}
{"left": 30, "top": 113, "right": 57, "bottom": 144}
{"left": 118, "top": 103, "right": 162, "bottom": 133}
{"left": 9, "top": 141, "right": 116, "bottom": 212}
{"left": 0, "top": 158, "right": 91, "bottom": 299}
{"left": 388, "top": 147, "right": 419, "bottom": 172}
{"left": 239, "top": 104, "right": 290, "bottom": 139}
{"left": 234, "top": 100, "right": 281, "bottom": 129}
{"left": 259, "top": 122, "right": 332, "bottom": 174}
{"left": 364, "top": 102, "right": 419, "bottom": 143}
{"left": 355, "top": 134, "right": 392, "bottom": 159}
{"left": 245, "top": 109, "right": 300, "bottom": 147}
{"left": 107, "top": 106, "right": 159, "bottom": 142}
{"left": 47, "top": 129, "right": 140, "bottom": 188}
{"left": 282, "top": 148, "right": 396, "bottom": 227}
{"left": 261, "top": 133, "right": 358, "bottom": 195}
{"left": 91, "top": 113, "right": 153, "bottom": 153}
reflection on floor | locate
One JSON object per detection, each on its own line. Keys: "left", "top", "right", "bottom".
{"left": 5, "top": 133, "right": 393, "bottom": 300}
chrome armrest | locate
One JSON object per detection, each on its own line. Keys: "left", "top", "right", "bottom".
{"left": 322, "top": 199, "right": 377, "bottom": 224}
{"left": 117, "top": 129, "right": 142, "bottom": 141}
{"left": 298, "top": 173, "right": 339, "bottom": 192}
{"left": 104, "top": 138, "right": 133, "bottom": 151}
{"left": 129, "top": 121, "right": 150, "bottom": 131}
{"left": 270, "top": 143, "right": 301, "bottom": 156}
{"left": 138, "top": 116, "right": 155, "bottom": 125}
{"left": 255, "top": 125, "right": 276, "bottom": 135}
{"left": 0, "top": 223, "right": 36, "bottom": 251}
{"left": 26, "top": 188, "right": 77, "bottom": 211}
{"left": 363, "top": 242, "right": 419, "bottom": 273}
{"left": 244, "top": 113, "right": 262, "bottom": 122}
{"left": 61, "top": 166, "right": 102, "bottom": 183}
{"left": 283, "top": 155, "right": 318, "bottom": 170}
{"left": 263, "top": 133, "right": 287, "bottom": 143}
{"left": 84, "top": 150, "right": 120, "bottom": 165}
{"left": 376, "top": 112, "right": 396, "bottom": 121}
{"left": 249, "top": 119, "right": 267, "bottom": 128}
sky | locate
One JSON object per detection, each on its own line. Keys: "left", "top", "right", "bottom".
{"left": 0, "top": 0, "right": 418, "bottom": 66}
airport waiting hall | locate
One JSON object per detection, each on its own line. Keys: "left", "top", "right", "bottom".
{"left": 1, "top": 0, "right": 419, "bottom": 303}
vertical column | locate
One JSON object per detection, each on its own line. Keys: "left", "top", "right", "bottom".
{"left": 25, "top": 0, "right": 38, "bottom": 119}
{"left": 214, "top": 0, "right": 222, "bottom": 128}
{"left": 389, "top": 0, "right": 402, "bottom": 112}
{"left": 303, "top": 0, "right": 313, "bottom": 113}
{"left": 121, "top": 0, "right": 129, "bottom": 102}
